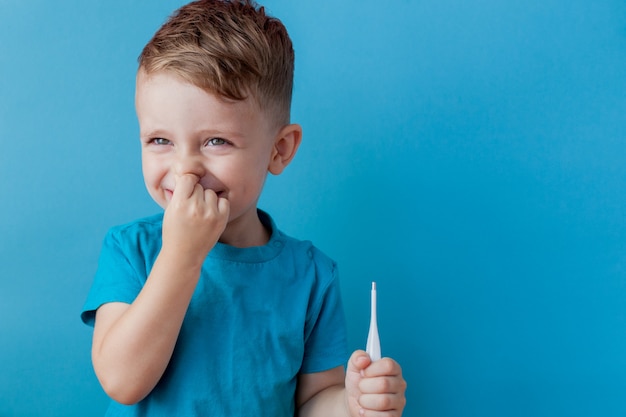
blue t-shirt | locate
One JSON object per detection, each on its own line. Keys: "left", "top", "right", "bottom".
{"left": 81, "top": 211, "right": 348, "bottom": 416}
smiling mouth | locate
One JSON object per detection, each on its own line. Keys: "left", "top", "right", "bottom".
{"left": 164, "top": 188, "right": 225, "bottom": 198}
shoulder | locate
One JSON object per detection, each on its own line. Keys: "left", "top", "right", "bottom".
{"left": 105, "top": 213, "right": 163, "bottom": 241}
{"left": 101, "top": 213, "right": 164, "bottom": 258}
{"left": 270, "top": 225, "right": 336, "bottom": 275}
{"left": 283, "top": 234, "right": 336, "bottom": 271}
{"left": 272, "top": 228, "right": 339, "bottom": 300}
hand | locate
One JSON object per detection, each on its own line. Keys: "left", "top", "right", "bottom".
{"left": 345, "top": 350, "right": 407, "bottom": 417}
{"left": 161, "top": 173, "right": 230, "bottom": 265}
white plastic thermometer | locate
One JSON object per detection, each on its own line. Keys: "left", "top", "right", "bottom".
{"left": 366, "top": 281, "right": 382, "bottom": 361}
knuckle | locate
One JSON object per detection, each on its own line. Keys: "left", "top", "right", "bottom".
{"left": 378, "top": 377, "right": 391, "bottom": 392}
{"left": 377, "top": 395, "right": 392, "bottom": 410}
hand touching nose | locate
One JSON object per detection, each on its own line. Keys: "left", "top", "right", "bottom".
{"left": 173, "top": 148, "right": 207, "bottom": 179}
{"left": 161, "top": 173, "right": 230, "bottom": 266}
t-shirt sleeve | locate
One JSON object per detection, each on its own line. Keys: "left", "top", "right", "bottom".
{"left": 300, "top": 261, "right": 349, "bottom": 374}
{"left": 80, "top": 228, "right": 145, "bottom": 327}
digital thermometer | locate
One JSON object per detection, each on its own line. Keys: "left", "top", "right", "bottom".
{"left": 366, "top": 281, "right": 381, "bottom": 361}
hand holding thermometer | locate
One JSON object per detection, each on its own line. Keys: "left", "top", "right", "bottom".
{"left": 366, "top": 281, "right": 382, "bottom": 361}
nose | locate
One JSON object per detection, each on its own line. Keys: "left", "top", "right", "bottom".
{"left": 173, "top": 151, "right": 206, "bottom": 179}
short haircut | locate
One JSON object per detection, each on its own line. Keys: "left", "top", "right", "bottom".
{"left": 138, "top": 0, "right": 295, "bottom": 127}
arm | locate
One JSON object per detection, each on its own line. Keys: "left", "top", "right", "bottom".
{"left": 297, "top": 366, "right": 346, "bottom": 416}
{"left": 297, "top": 351, "right": 407, "bottom": 417}
{"left": 91, "top": 174, "right": 229, "bottom": 405}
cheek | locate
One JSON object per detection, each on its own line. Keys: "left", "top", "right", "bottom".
{"left": 242, "top": 166, "right": 270, "bottom": 197}
{"left": 220, "top": 166, "right": 266, "bottom": 202}
{"left": 222, "top": 156, "right": 266, "bottom": 182}
{"left": 242, "top": 158, "right": 269, "bottom": 184}
{"left": 142, "top": 163, "right": 169, "bottom": 209}
{"left": 142, "top": 156, "right": 167, "bottom": 186}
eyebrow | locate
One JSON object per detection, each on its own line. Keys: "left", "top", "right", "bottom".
{"left": 140, "top": 127, "right": 246, "bottom": 140}
{"left": 140, "top": 128, "right": 170, "bottom": 139}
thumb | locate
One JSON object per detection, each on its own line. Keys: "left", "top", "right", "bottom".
{"left": 347, "top": 350, "right": 371, "bottom": 375}
{"left": 345, "top": 350, "right": 371, "bottom": 416}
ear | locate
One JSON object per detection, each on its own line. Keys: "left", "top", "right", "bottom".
{"left": 268, "top": 123, "right": 302, "bottom": 175}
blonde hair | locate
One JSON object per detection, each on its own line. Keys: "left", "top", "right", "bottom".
{"left": 138, "top": 0, "right": 294, "bottom": 126}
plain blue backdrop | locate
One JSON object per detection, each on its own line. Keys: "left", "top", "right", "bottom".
{"left": 1, "top": 1, "right": 626, "bottom": 416}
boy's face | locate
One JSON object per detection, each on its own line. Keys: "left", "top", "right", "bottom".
{"left": 135, "top": 70, "right": 279, "bottom": 243}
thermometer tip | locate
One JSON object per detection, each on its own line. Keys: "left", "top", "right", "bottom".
{"left": 372, "top": 281, "right": 376, "bottom": 290}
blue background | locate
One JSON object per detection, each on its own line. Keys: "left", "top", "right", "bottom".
{"left": 1, "top": 1, "right": 625, "bottom": 416}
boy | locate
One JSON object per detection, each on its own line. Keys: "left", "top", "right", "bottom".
{"left": 81, "top": 1, "right": 406, "bottom": 416}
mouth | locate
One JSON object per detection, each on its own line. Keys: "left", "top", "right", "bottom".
{"left": 164, "top": 188, "right": 225, "bottom": 199}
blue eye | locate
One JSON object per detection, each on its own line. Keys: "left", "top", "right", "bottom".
{"left": 151, "top": 138, "right": 171, "bottom": 145}
{"left": 207, "top": 138, "right": 227, "bottom": 146}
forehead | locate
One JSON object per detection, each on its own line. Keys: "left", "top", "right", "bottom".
{"left": 137, "top": 69, "right": 237, "bottom": 102}
{"left": 138, "top": 69, "right": 267, "bottom": 112}
{"left": 135, "top": 70, "right": 273, "bottom": 136}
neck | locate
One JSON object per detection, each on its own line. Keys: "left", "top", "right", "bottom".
{"left": 218, "top": 210, "right": 270, "bottom": 248}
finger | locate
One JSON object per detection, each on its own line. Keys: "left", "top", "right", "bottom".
{"left": 347, "top": 350, "right": 371, "bottom": 375}
{"left": 358, "top": 374, "right": 406, "bottom": 395}
{"left": 359, "top": 408, "right": 403, "bottom": 417}
{"left": 172, "top": 173, "right": 200, "bottom": 200}
{"left": 358, "top": 392, "right": 405, "bottom": 413}
{"left": 202, "top": 187, "right": 218, "bottom": 204}
{"left": 198, "top": 189, "right": 229, "bottom": 221}
{"left": 217, "top": 196, "right": 230, "bottom": 217}
{"left": 191, "top": 182, "right": 206, "bottom": 202}
{"left": 361, "top": 357, "right": 402, "bottom": 378}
